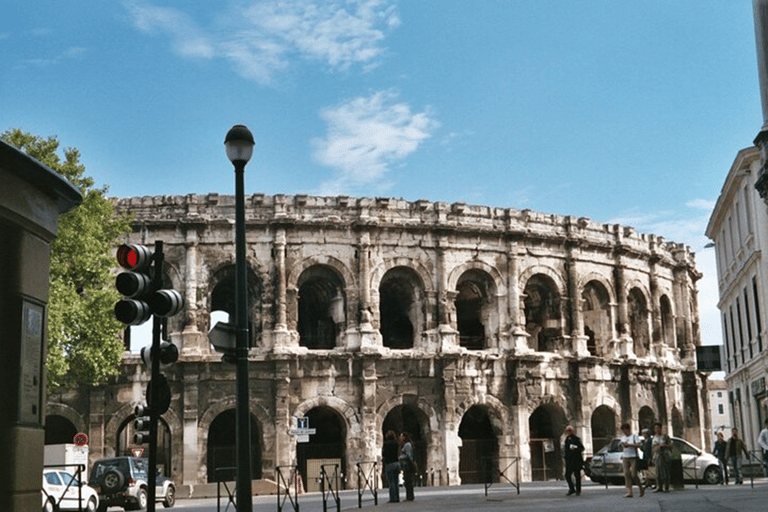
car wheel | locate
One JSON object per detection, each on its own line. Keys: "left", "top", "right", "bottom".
{"left": 703, "top": 465, "right": 721, "bottom": 485}
{"left": 85, "top": 496, "right": 98, "bottom": 512}
{"left": 102, "top": 468, "right": 125, "bottom": 493}
{"left": 136, "top": 487, "right": 148, "bottom": 510}
{"left": 162, "top": 485, "right": 175, "bottom": 508}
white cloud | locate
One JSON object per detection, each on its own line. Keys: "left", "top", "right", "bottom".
{"left": 312, "top": 90, "right": 439, "bottom": 195}
{"left": 123, "top": 0, "right": 399, "bottom": 85}
{"left": 686, "top": 198, "right": 716, "bottom": 210}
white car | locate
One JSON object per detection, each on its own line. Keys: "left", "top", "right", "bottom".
{"left": 589, "top": 436, "right": 722, "bottom": 485}
{"left": 42, "top": 469, "right": 99, "bottom": 512}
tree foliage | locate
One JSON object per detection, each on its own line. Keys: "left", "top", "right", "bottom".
{"left": 1, "top": 128, "right": 131, "bottom": 389}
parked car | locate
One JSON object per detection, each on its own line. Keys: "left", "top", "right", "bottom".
{"left": 589, "top": 436, "right": 721, "bottom": 485}
{"left": 42, "top": 468, "right": 99, "bottom": 512}
{"left": 88, "top": 457, "right": 175, "bottom": 511}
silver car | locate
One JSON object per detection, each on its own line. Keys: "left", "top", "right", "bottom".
{"left": 589, "top": 437, "right": 722, "bottom": 485}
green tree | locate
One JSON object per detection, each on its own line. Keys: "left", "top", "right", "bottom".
{"left": 1, "top": 128, "right": 131, "bottom": 389}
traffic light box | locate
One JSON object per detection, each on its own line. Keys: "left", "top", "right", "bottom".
{"left": 133, "top": 404, "right": 151, "bottom": 445}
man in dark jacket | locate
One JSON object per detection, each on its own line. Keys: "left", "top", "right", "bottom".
{"left": 563, "top": 425, "right": 585, "bottom": 496}
{"left": 725, "top": 427, "right": 750, "bottom": 484}
{"left": 382, "top": 430, "right": 400, "bottom": 502}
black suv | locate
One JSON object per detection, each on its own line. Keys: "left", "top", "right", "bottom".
{"left": 88, "top": 457, "right": 175, "bottom": 511}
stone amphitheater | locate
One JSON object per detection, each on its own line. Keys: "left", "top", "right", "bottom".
{"left": 45, "top": 193, "right": 708, "bottom": 490}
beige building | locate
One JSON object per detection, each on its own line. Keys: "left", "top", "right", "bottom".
{"left": 706, "top": 146, "right": 768, "bottom": 450}
{"left": 46, "top": 194, "right": 708, "bottom": 491}
{"left": 707, "top": 379, "right": 733, "bottom": 435}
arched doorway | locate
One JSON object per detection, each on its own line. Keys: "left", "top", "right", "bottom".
{"left": 382, "top": 403, "right": 427, "bottom": 484}
{"left": 628, "top": 288, "right": 650, "bottom": 357}
{"left": 206, "top": 410, "right": 262, "bottom": 482}
{"left": 45, "top": 415, "right": 78, "bottom": 445}
{"left": 296, "top": 407, "right": 346, "bottom": 491}
{"left": 117, "top": 415, "right": 172, "bottom": 476}
{"left": 529, "top": 404, "right": 566, "bottom": 481}
{"left": 458, "top": 405, "right": 499, "bottom": 484}
{"left": 454, "top": 270, "right": 496, "bottom": 350}
{"left": 590, "top": 406, "right": 616, "bottom": 454}
{"left": 582, "top": 281, "right": 611, "bottom": 357}
{"left": 210, "top": 264, "right": 262, "bottom": 347}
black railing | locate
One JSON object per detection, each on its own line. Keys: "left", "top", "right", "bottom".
{"left": 276, "top": 465, "right": 300, "bottom": 512}
{"left": 355, "top": 461, "right": 377, "bottom": 508}
{"left": 215, "top": 466, "right": 237, "bottom": 511}
{"left": 320, "top": 463, "right": 341, "bottom": 512}
{"left": 482, "top": 457, "right": 520, "bottom": 496}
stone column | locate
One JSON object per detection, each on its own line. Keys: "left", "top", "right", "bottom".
{"left": 361, "top": 355, "right": 379, "bottom": 464}
{"left": 567, "top": 241, "right": 589, "bottom": 357}
{"left": 436, "top": 236, "right": 458, "bottom": 352}
{"left": 181, "top": 368, "right": 199, "bottom": 485}
{"left": 273, "top": 360, "right": 295, "bottom": 468}
{"left": 183, "top": 229, "right": 199, "bottom": 333}
{"left": 356, "top": 232, "right": 380, "bottom": 350}
{"left": 272, "top": 228, "right": 294, "bottom": 350}
{"left": 441, "top": 356, "right": 461, "bottom": 484}
{"left": 507, "top": 242, "right": 530, "bottom": 353}
{"left": 613, "top": 233, "right": 632, "bottom": 357}
{"left": 648, "top": 246, "right": 664, "bottom": 360}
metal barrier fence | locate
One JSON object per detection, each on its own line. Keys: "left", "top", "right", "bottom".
{"left": 42, "top": 463, "right": 88, "bottom": 512}
{"left": 215, "top": 466, "right": 237, "bottom": 511}
{"left": 482, "top": 457, "right": 520, "bottom": 496}
{"left": 276, "top": 465, "right": 300, "bottom": 512}
{"left": 355, "top": 460, "right": 378, "bottom": 508}
{"left": 320, "top": 463, "right": 341, "bottom": 512}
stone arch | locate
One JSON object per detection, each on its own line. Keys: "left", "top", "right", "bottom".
{"left": 519, "top": 265, "right": 567, "bottom": 298}
{"left": 446, "top": 260, "right": 506, "bottom": 296}
{"left": 293, "top": 400, "right": 352, "bottom": 491}
{"left": 581, "top": 276, "right": 614, "bottom": 357}
{"left": 453, "top": 268, "right": 500, "bottom": 350}
{"left": 590, "top": 405, "right": 617, "bottom": 453}
{"left": 198, "top": 397, "right": 271, "bottom": 483}
{"left": 286, "top": 255, "right": 356, "bottom": 296}
{"left": 659, "top": 294, "right": 675, "bottom": 349}
{"left": 205, "top": 260, "right": 263, "bottom": 345}
{"left": 638, "top": 405, "right": 656, "bottom": 434}
{"left": 370, "top": 257, "right": 434, "bottom": 295}
{"left": 105, "top": 403, "right": 138, "bottom": 459}
{"left": 45, "top": 403, "right": 86, "bottom": 434}
{"left": 376, "top": 266, "right": 425, "bottom": 349}
{"left": 293, "top": 396, "right": 361, "bottom": 437}
{"left": 295, "top": 264, "right": 348, "bottom": 349}
{"left": 522, "top": 272, "right": 565, "bottom": 352}
{"left": 628, "top": 285, "right": 651, "bottom": 357}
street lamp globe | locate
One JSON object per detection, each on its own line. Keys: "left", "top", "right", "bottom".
{"left": 224, "top": 124, "right": 255, "bottom": 165}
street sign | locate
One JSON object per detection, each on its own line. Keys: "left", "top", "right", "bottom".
{"left": 289, "top": 428, "right": 316, "bottom": 436}
{"left": 131, "top": 447, "right": 145, "bottom": 457}
{"left": 296, "top": 435, "right": 310, "bottom": 443}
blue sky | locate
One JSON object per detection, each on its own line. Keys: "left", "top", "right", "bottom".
{"left": 1, "top": 1, "right": 763, "bottom": 354}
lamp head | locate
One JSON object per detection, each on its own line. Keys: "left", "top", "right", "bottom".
{"left": 225, "top": 124, "right": 255, "bottom": 165}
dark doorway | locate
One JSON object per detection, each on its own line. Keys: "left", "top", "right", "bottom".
{"left": 458, "top": 406, "right": 499, "bottom": 484}
{"left": 296, "top": 407, "right": 346, "bottom": 491}
{"left": 529, "top": 405, "right": 565, "bottom": 481}
{"left": 206, "top": 409, "right": 262, "bottom": 482}
{"left": 590, "top": 406, "right": 616, "bottom": 454}
{"left": 382, "top": 404, "right": 427, "bottom": 483}
{"left": 298, "top": 267, "right": 345, "bottom": 349}
{"left": 379, "top": 271, "right": 416, "bottom": 349}
{"left": 638, "top": 406, "right": 656, "bottom": 436}
{"left": 45, "top": 415, "right": 78, "bottom": 445}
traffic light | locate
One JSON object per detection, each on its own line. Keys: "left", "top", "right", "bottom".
{"left": 115, "top": 244, "right": 154, "bottom": 325}
{"left": 133, "top": 404, "right": 151, "bottom": 444}
{"left": 114, "top": 243, "right": 185, "bottom": 324}
{"left": 140, "top": 341, "right": 179, "bottom": 367}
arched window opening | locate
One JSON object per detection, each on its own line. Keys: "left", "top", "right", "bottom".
{"left": 524, "top": 276, "right": 561, "bottom": 352}
{"left": 660, "top": 295, "right": 674, "bottom": 350}
{"left": 590, "top": 406, "right": 616, "bottom": 454}
{"left": 117, "top": 415, "right": 172, "bottom": 477}
{"left": 383, "top": 402, "right": 427, "bottom": 484}
{"left": 379, "top": 270, "right": 418, "bottom": 349}
{"left": 529, "top": 404, "right": 566, "bottom": 481}
{"left": 455, "top": 270, "right": 496, "bottom": 350}
{"left": 628, "top": 288, "right": 650, "bottom": 357}
{"left": 210, "top": 265, "right": 262, "bottom": 348}
{"left": 582, "top": 281, "right": 611, "bottom": 357}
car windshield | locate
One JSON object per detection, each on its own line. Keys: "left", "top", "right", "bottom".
{"left": 130, "top": 458, "right": 148, "bottom": 479}
{"left": 59, "top": 472, "right": 79, "bottom": 486}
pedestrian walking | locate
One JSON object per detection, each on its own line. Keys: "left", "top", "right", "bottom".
{"left": 619, "top": 423, "right": 644, "bottom": 498}
{"left": 651, "top": 422, "right": 671, "bottom": 493}
{"left": 399, "top": 432, "right": 415, "bottom": 501}
{"left": 757, "top": 419, "right": 768, "bottom": 477}
{"left": 713, "top": 431, "right": 728, "bottom": 484}
{"left": 382, "top": 430, "right": 400, "bottom": 503}
{"left": 563, "top": 425, "right": 584, "bottom": 496}
{"left": 725, "top": 427, "right": 749, "bottom": 484}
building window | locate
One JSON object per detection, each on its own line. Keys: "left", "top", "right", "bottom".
{"left": 744, "top": 287, "right": 753, "bottom": 359}
{"left": 717, "top": 391, "right": 722, "bottom": 398}
{"left": 753, "top": 276, "right": 763, "bottom": 352}
{"left": 718, "top": 404, "right": 724, "bottom": 415}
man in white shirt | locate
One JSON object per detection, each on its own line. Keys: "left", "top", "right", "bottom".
{"left": 758, "top": 419, "right": 768, "bottom": 477}
{"left": 619, "top": 423, "right": 645, "bottom": 498}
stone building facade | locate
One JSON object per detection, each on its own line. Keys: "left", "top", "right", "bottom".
{"left": 46, "top": 193, "right": 708, "bottom": 489}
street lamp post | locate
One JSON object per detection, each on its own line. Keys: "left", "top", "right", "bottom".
{"left": 225, "top": 124, "right": 255, "bottom": 511}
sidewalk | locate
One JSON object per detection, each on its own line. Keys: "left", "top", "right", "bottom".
{"left": 345, "top": 480, "right": 768, "bottom": 512}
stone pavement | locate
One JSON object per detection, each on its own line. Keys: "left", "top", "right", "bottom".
{"left": 344, "top": 480, "right": 768, "bottom": 512}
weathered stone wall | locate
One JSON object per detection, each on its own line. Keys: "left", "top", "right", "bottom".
{"left": 46, "top": 194, "right": 708, "bottom": 488}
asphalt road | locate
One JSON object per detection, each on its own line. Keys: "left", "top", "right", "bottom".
{"left": 140, "top": 479, "right": 768, "bottom": 512}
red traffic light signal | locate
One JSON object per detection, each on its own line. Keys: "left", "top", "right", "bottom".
{"left": 117, "top": 244, "right": 152, "bottom": 271}
{"left": 115, "top": 244, "right": 155, "bottom": 325}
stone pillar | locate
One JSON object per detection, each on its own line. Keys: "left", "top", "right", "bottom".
{"left": 272, "top": 229, "right": 294, "bottom": 350}
{"left": 613, "top": 235, "right": 632, "bottom": 357}
{"left": 566, "top": 241, "right": 589, "bottom": 357}
{"left": 436, "top": 237, "right": 458, "bottom": 352}
{"left": 507, "top": 242, "right": 530, "bottom": 354}
{"left": 441, "top": 357, "right": 461, "bottom": 484}
{"left": 356, "top": 232, "right": 380, "bottom": 350}
{"left": 181, "top": 367, "right": 199, "bottom": 486}
{"left": 361, "top": 355, "right": 379, "bottom": 464}
{"left": 648, "top": 247, "right": 664, "bottom": 360}
{"left": 88, "top": 389, "right": 107, "bottom": 463}
{"left": 273, "top": 360, "right": 295, "bottom": 468}
{"left": 183, "top": 229, "right": 199, "bottom": 333}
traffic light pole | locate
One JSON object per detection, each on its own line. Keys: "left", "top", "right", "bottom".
{"left": 146, "top": 240, "right": 163, "bottom": 512}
